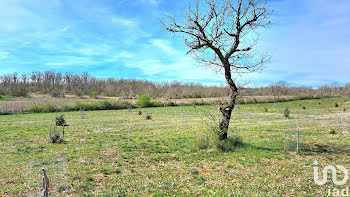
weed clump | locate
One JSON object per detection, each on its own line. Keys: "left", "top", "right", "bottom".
{"left": 283, "top": 107, "right": 291, "bottom": 118}
{"left": 216, "top": 136, "right": 243, "bottom": 152}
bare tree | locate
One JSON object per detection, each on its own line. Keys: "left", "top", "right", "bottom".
{"left": 161, "top": 0, "right": 272, "bottom": 140}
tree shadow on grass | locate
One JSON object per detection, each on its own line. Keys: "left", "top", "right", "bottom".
{"left": 301, "top": 142, "right": 350, "bottom": 155}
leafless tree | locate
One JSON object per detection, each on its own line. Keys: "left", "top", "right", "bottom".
{"left": 161, "top": 0, "right": 272, "bottom": 140}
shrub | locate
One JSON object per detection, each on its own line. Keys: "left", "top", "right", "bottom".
{"left": 335, "top": 103, "right": 339, "bottom": 107}
{"left": 42, "top": 103, "right": 57, "bottom": 113}
{"left": 216, "top": 136, "right": 243, "bottom": 152}
{"left": 62, "top": 104, "right": 74, "bottom": 112}
{"left": 91, "top": 91, "right": 98, "bottom": 99}
{"left": 136, "top": 94, "right": 151, "bottom": 107}
{"left": 0, "top": 95, "right": 10, "bottom": 101}
{"left": 150, "top": 100, "right": 163, "bottom": 107}
{"left": 146, "top": 114, "right": 152, "bottom": 120}
{"left": 330, "top": 129, "right": 337, "bottom": 135}
{"left": 302, "top": 106, "right": 306, "bottom": 110}
{"left": 28, "top": 104, "right": 43, "bottom": 113}
{"left": 283, "top": 107, "right": 291, "bottom": 118}
{"left": 12, "top": 87, "right": 28, "bottom": 97}
{"left": 99, "top": 100, "right": 114, "bottom": 110}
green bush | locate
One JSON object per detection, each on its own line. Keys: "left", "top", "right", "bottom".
{"left": 42, "top": 103, "right": 57, "bottom": 113}
{"left": 150, "top": 100, "right": 163, "bottom": 107}
{"left": 136, "top": 94, "right": 151, "bottom": 107}
{"left": 62, "top": 104, "right": 74, "bottom": 112}
{"left": 28, "top": 104, "right": 43, "bottom": 113}
{"left": 91, "top": 91, "right": 98, "bottom": 99}
{"left": 99, "top": 100, "right": 114, "bottom": 110}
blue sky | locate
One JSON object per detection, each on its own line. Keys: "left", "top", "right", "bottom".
{"left": 0, "top": 0, "right": 349, "bottom": 87}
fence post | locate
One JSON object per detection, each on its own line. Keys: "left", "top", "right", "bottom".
{"left": 297, "top": 125, "right": 300, "bottom": 152}
{"left": 41, "top": 168, "right": 49, "bottom": 197}
{"left": 284, "top": 130, "right": 287, "bottom": 152}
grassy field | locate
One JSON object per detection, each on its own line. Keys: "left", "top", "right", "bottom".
{"left": 0, "top": 97, "right": 350, "bottom": 196}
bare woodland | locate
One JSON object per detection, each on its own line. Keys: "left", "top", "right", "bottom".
{"left": 0, "top": 71, "right": 349, "bottom": 100}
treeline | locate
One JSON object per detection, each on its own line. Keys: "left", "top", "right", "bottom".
{"left": 0, "top": 71, "right": 228, "bottom": 98}
{"left": 0, "top": 71, "right": 349, "bottom": 98}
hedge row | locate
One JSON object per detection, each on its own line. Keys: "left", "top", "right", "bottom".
{"left": 9, "top": 95, "right": 331, "bottom": 114}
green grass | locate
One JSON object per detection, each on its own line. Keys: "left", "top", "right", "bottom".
{"left": 0, "top": 97, "right": 350, "bottom": 196}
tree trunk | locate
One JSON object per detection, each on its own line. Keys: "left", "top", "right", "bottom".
{"left": 219, "top": 67, "right": 238, "bottom": 140}
{"left": 219, "top": 91, "right": 237, "bottom": 140}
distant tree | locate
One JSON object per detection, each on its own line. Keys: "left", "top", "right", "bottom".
{"left": 136, "top": 94, "right": 151, "bottom": 107}
{"left": 162, "top": 0, "right": 272, "bottom": 140}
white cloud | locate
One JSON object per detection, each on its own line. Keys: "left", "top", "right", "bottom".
{"left": 150, "top": 39, "right": 178, "bottom": 55}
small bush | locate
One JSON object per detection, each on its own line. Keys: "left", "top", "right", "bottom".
{"left": 138, "top": 110, "right": 142, "bottom": 115}
{"left": 146, "top": 114, "right": 152, "bottom": 120}
{"left": 136, "top": 94, "right": 151, "bottom": 107}
{"left": 0, "top": 95, "right": 10, "bottom": 101}
{"left": 330, "top": 129, "right": 337, "bottom": 135}
{"left": 91, "top": 91, "right": 98, "bottom": 99}
{"left": 283, "top": 107, "right": 291, "bottom": 118}
{"left": 302, "top": 106, "right": 306, "bottom": 110}
{"left": 216, "top": 136, "right": 243, "bottom": 152}
{"left": 42, "top": 103, "right": 57, "bottom": 113}
{"left": 335, "top": 103, "right": 339, "bottom": 107}
{"left": 12, "top": 87, "right": 28, "bottom": 97}
{"left": 28, "top": 104, "right": 43, "bottom": 113}
{"left": 99, "top": 100, "right": 114, "bottom": 110}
